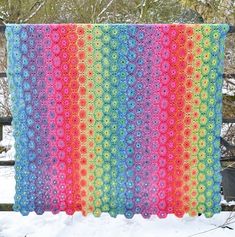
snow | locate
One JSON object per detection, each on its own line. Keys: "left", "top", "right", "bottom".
{"left": 0, "top": 211, "right": 235, "bottom": 237}
{"left": 1, "top": 127, "right": 235, "bottom": 237}
{"left": 0, "top": 167, "right": 14, "bottom": 203}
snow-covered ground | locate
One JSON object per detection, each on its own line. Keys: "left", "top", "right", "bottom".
{"left": 0, "top": 127, "right": 235, "bottom": 237}
{"left": 1, "top": 211, "right": 235, "bottom": 237}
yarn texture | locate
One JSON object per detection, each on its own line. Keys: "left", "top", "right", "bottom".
{"left": 6, "top": 24, "right": 229, "bottom": 218}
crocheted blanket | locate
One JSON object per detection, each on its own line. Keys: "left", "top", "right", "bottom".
{"left": 6, "top": 24, "right": 229, "bottom": 218}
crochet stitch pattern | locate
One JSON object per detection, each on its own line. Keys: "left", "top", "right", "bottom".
{"left": 6, "top": 24, "right": 229, "bottom": 218}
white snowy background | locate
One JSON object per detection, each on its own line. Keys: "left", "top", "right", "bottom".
{"left": 0, "top": 127, "right": 235, "bottom": 237}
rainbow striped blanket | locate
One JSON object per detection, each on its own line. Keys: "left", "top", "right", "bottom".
{"left": 6, "top": 24, "right": 229, "bottom": 218}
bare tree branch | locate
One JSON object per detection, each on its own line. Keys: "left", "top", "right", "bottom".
{"left": 22, "top": 0, "right": 46, "bottom": 23}
{"left": 96, "top": 0, "right": 115, "bottom": 19}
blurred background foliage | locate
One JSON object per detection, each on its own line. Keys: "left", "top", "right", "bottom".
{"left": 0, "top": 0, "right": 234, "bottom": 24}
{"left": 0, "top": 0, "right": 234, "bottom": 157}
